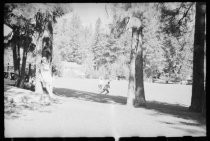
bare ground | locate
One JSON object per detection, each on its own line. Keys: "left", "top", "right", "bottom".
{"left": 4, "top": 78, "right": 206, "bottom": 137}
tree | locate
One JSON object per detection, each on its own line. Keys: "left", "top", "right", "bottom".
{"left": 14, "top": 18, "right": 36, "bottom": 88}
{"left": 17, "top": 29, "right": 35, "bottom": 88}
{"left": 4, "top": 3, "right": 72, "bottom": 93}
{"left": 54, "top": 14, "right": 84, "bottom": 64}
{"left": 126, "top": 16, "right": 146, "bottom": 107}
{"left": 109, "top": 3, "right": 160, "bottom": 107}
{"left": 11, "top": 30, "right": 21, "bottom": 82}
{"left": 54, "top": 14, "right": 73, "bottom": 63}
{"left": 67, "top": 14, "right": 83, "bottom": 64}
{"left": 4, "top": 25, "right": 21, "bottom": 83}
{"left": 159, "top": 2, "right": 206, "bottom": 113}
{"left": 91, "top": 18, "right": 124, "bottom": 79}
{"left": 82, "top": 25, "right": 97, "bottom": 78}
{"left": 159, "top": 2, "right": 195, "bottom": 81}
{"left": 4, "top": 4, "right": 36, "bottom": 87}
{"left": 112, "top": 30, "right": 131, "bottom": 79}
{"left": 189, "top": 2, "right": 206, "bottom": 113}
{"left": 54, "top": 14, "right": 95, "bottom": 78}
{"left": 81, "top": 25, "right": 94, "bottom": 64}
{"left": 142, "top": 11, "right": 165, "bottom": 80}
{"left": 33, "top": 4, "right": 72, "bottom": 94}
{"left": 92, "top": 18, "right": 104, "bottom": 70}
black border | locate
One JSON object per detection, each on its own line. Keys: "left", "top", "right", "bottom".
{"left": 1, "top": 1, "right": 208, "bottom": 141}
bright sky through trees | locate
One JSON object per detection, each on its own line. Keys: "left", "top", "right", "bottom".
{"left": 71, "top": 3, "right": 112, "bottom": 32}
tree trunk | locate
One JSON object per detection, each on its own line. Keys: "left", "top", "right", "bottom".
{"left": 49, "top": 22, "right": 53, "bottom": 78}
{"left": 12, "top": 42, "right": 19, "bottom": 75}
{"left": 17, "top": 44, "right": 20, "bottom": 76}
{"left": 189, "top": 2, "right": 205, "bottom": 113}
{"left": 127, "top": 27, "right": 146, "bottom": 107}
{"left": 12, "top": 40, "right": 20, "bottom": 86}
{"left": 17, "top": 46, "right": 28, "bottom": 88}
{"left": 127, "top": 49, "right": 136, "bottom": 106}
{"left": 28, "top": 63, "right": 32, "bottom": 78}
{"left": 135, "top": 28, "right": 146, "bottom": 107}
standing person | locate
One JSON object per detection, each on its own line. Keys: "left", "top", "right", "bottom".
{"left": 7, "top": 63, "right": 11, "bottom": 79}
{"left": 98, "top": 76, "right": 104, "bottom": 91}
{"left": 40, "top": 57, "right": 55, "bottom": 100}
{"left": 100, "top": 81, "right": 110, "bottom": 95}
{"left": 7, "top": 63, "right": 9, "bottom": 72}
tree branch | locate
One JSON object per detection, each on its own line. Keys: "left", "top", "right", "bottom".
{"left": 177, "top": 3, "right": 194, "bottom": 26}
{"left": 105, "top": 4, "right": 109, "bottom": 18}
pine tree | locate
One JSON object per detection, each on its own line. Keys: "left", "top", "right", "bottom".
{"left": 190, "top": 2, "right": 206, "bottom": 113}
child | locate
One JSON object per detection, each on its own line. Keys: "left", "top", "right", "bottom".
{"left": 40, "top": 57, "right": 54, "bottom": 100}
{"left": 98, "top": 76, "right": 104, "bottom": 91}
{"left": 100, "top": 81, "right": 110, "bottom": 95}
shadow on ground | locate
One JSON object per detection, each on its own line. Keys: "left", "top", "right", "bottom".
{"left": 145, "top": 101, "right": 206, "bottom": 127}
{"left": 53, "top": 87, "right": 127, "bottom": 105}
{"left": 4, "top": 82, "right": 205, "bottom": 131}
{"left": 53, "top": 87, "right": 206, "bottom": 127}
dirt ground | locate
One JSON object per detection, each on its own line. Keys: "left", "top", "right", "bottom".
{"left": 4, "top": 78, "right": 206, "bottom": 137}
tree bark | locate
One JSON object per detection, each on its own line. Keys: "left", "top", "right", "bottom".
{"left": 48, "top": 21, "right": 53, "bottom": 78}
{"left": 11, "top": 38, "right": 20, "bottom": 85}
{"left": 189, "top": 2, "right": 205, "bottom": 113}
{"left": 28, "top": 63, "right": 32, "bottom": 78}
{"left": 12, "top": 42, "right": 19, "bottom": 75}
{"left": 17, "top": 45, "right": 28, "bottom": 88}
{"left": 127, "top": 48, "right": 136, "bottom": 106}
{"left": 17, "top": 43, "right": 21, "bottom": 76}
{"left": 127, "top": 27, "right": 146, "bottom": 107}
{"left": 135, "top": 28, "right": 146, "bottom": 107}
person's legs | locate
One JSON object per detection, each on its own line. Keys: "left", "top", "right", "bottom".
{"left": 40, "top": 92, "right": 49, "bottom": 105}
{"left": 49, "top": 84, "right": 56, "bottom": 98}
{"left": 40, "top": 81, "right": 45, "bottom": 103}
{"left": 98, "top": 84, "right": 101, "bottom": 90}
{"left": 105, "top": 89, "right": 109, "bottom": 95}
{"left": 45, "top": 84, "right": 54, "bottom": 100}
{"left": 100, "top": 89, "right": 105, "bottom": 94}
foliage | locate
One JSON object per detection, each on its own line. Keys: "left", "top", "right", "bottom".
{"left": 54, "top": 14, "right": 87, "bottom": 64}
{"left": 4, "top": 3, "right": 196, "bottom": 82}
{"left": 52, "top": 48, "right": 63, "bottom": 77}
{"left": 4, "top": 3, "right": 73, "bottom": 88}
{"left": 107, "top": 3, "right": 195, "bottom": 81}
{"left": 91, "top": 18, "right": 105, "bottom": 68}
{"left": 159, "top": 2, "right": 195, "bottom": 80}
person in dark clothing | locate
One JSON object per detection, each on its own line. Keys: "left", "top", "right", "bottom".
{"left": 100, "top": 81, "right": 110, "bottom": 95}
